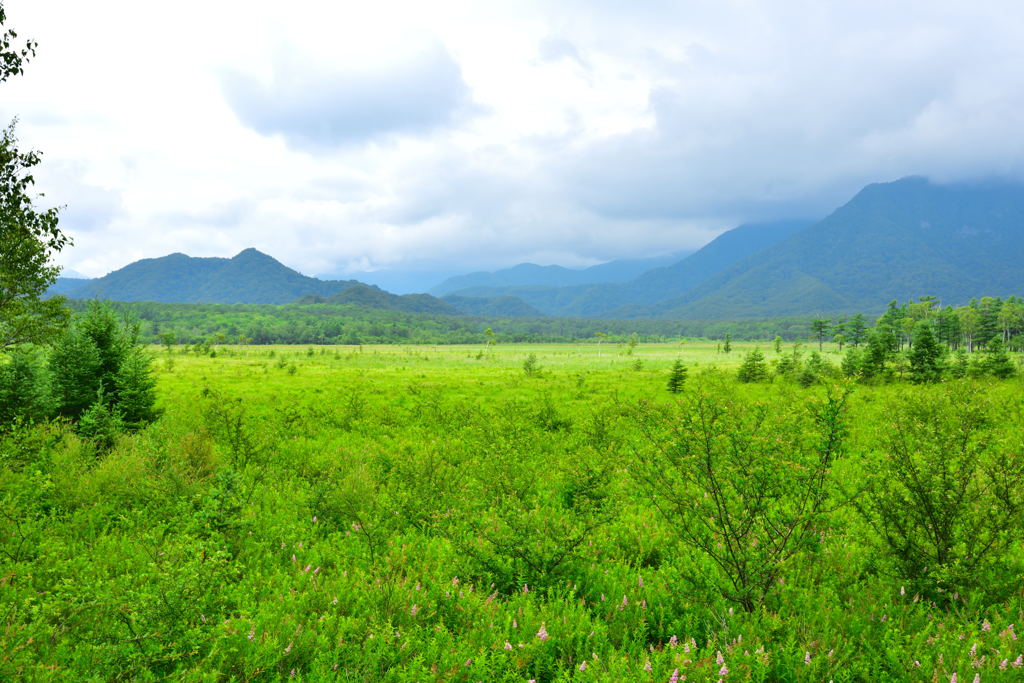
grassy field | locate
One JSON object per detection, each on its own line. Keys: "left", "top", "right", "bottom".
{"left": 3, "top": 341, "right": 1024, "bottom": 680}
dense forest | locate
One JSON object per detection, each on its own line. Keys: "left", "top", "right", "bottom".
{"left": 64, "top": 294, "right": 1024, "bottom": 352}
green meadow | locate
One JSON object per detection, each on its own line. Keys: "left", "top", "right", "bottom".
{"left": 3, "top": 341, "right": 1024, "bottom": 681}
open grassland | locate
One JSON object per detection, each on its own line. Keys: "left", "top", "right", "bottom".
{"left": 3, "top": 342, "right": 1024, "bottom": 681}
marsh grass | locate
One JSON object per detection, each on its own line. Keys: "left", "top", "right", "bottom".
{"left": 2, "top": 342, "right": 1023, "bottom": 680}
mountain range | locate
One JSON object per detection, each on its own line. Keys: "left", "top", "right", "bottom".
{"left": 428, "top": 250, "right": 694, "bottom": 296}
{"left": 49, "top": 177, "right": 1024, "bottom": 319}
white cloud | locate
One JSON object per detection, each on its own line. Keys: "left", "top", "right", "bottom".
{"left": 2, "top": 0, "right": 1024, "bottom": 288}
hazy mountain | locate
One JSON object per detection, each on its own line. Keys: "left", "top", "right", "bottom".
{"left": 655, "top": 177, "right": 1024, "bottom": 318}
{"left": 57, "top": 249, "right": 360, "bottom": 304}
{"left": 429, "top": 251, "right": 693, "bottom": 296}
{"left": 47, "top": 277, "right": 93, "bottom": 296}
{"left": 445, "top": 220, "right": 811, "bottom": 317}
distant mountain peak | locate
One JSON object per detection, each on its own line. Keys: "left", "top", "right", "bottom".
{"left": 232, "top": 247, "right": 277, "bottom": 261}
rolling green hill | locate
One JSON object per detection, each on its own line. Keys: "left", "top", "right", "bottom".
{"left": 297, "top": 283, "right": 461, "bottom": 315}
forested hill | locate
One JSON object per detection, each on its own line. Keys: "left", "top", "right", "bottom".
{"left": 654, "top": 177, "right": 1024, "bottom": 318}
{"left": 443, "top": 220, "right": 812, "bottom": 317}
{"left": 297, "top": 284, "right": 461, "bottom": 315}
{"left": 52, "top": 249, "right": 362, "bottom": 304}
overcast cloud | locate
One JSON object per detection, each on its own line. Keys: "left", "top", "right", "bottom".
{"left": 3, "top": 0, "right": 1024, "bottom": 289}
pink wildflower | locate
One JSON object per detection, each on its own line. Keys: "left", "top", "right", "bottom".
{"left": 579, "top": 661, "right": 587, "bottom": 671}
{"left": 1014, "top": 654, "right": 1023, "bottom": 667}
{"left": 716, "top": 651, "right": 725, "bottom": 665}
{"left": 719, "top": 664, "right": 729, "bottom": 676}
{"left": 804, "top": 651, "right": 811, "bottom": 665}
{"left": 504, "top": 642, "right": 513, "bottom": 650}
{"left": 643, "top": 659, "right": 652, "bottom": 672}
{"left": 410, "top": 604, "right": 418, "bottom": 616}
{"left": 982, "top": 619, "right": 991, "bottom": 632}
{"left": 669, "top": 635, "right": 678, "bottom": 648}
{"left": 536, "top": 623, "right": 548, "bottom": 641}
{"left": 668, "top": 669, "right": 679, "bottom": 683}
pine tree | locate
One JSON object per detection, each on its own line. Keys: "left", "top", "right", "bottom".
{"left": 983, "top": 337, "right": 1015, "bottom": 379}
{"left": 666, "top": 359, "right": 687, "bottom": 394}
{"left": 49, "top": 302, "right": 159, "bottom": 427}
{"left": 907, "top": 322, "right": 945, "bottom": 383}
{"left": 0, "top": 344, "right": 51, "bottom": 426}
{"left": 737, "top": 349, "right": 769, "bottom": 383}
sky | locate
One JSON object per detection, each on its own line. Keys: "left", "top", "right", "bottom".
{"left": 4, "top": 0, "right": 1024, "bottom": 291}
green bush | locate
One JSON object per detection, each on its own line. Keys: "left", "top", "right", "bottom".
{"left": 854, "top": 384, "right": 1024, "bottom": 602}
{"left": 631, "top": 383, "right": 850, "bottom": 611}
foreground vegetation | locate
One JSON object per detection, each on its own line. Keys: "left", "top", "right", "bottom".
{"left": 3, "top": 341, "right": 1024, "bottom": 680}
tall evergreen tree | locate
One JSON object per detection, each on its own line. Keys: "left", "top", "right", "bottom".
{"left": 907, "top": 322, "right": 944, "bottom": 383}
{"left": 811, "top": 318, "right": 831, "bottom": 352}
{"left": 847, "top": 313, "right": 867, "bottom": 347}
{"left": 50, "top": 302, "right": 159, "bottom": 427}
{"left": 982, "top": 337, "right": 1015, "bottom": 379}
{"left": 666, "top": 359, "right": 687, "bottom": 394}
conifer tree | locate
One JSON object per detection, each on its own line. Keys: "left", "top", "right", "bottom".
{"left": 907, "top": 322, "right": 945, "bottom": 383}
{"left": 737, "top": 348, "right": 769, "bottom": 383}
{"left": 666, "top": 359, "right": 687, "bottom": 394}
{"left": 983, "top": 337, "right": 1015, "bottom": 379}
{"left": 50, "top": 302, "right": 159, "bottom": 428}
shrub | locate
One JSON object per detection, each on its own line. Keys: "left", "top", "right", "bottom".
{"left": 853, "top": 385, "right": 1024, "bottom": 602}
{"left": 631, "top": 383, "right": 850, "bottom": 611}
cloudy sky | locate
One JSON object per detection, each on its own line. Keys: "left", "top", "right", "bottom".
{"left": 4, "top": 0, "right": 1024, "bottom": 290}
